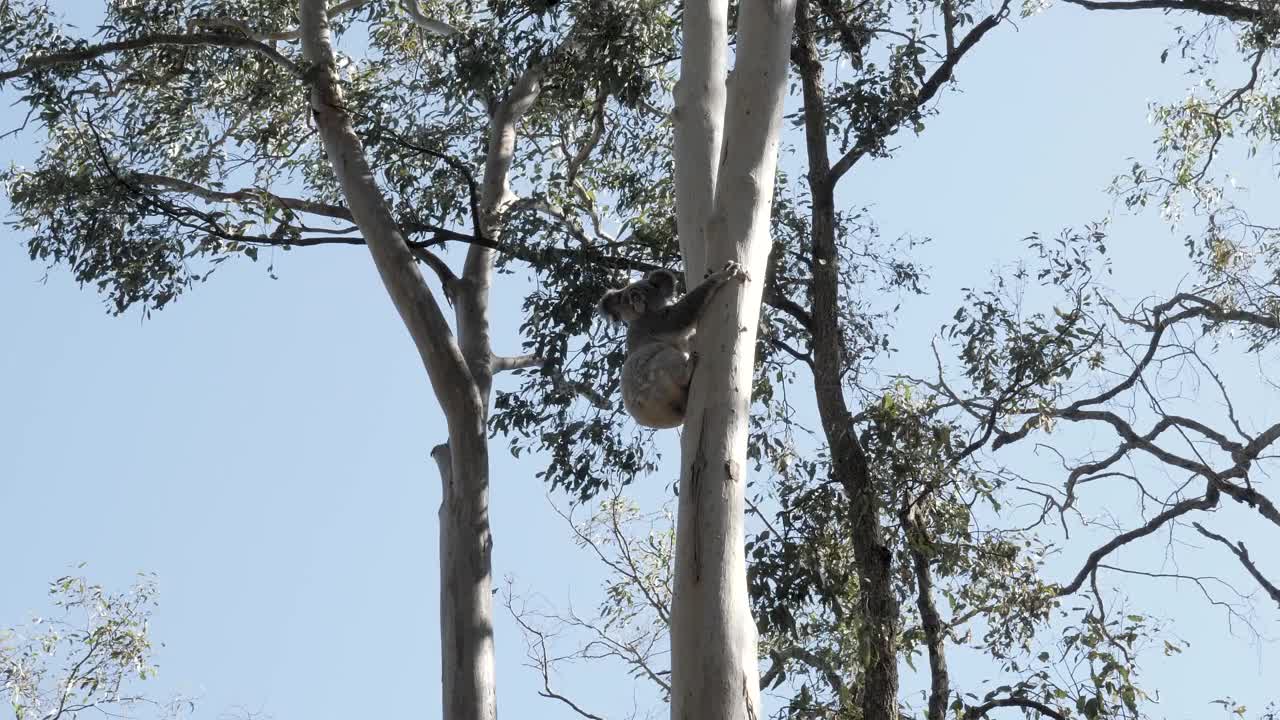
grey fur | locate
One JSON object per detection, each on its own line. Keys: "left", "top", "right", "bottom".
{"left": 599, "top": 261, "right": 749, "bottom": 428}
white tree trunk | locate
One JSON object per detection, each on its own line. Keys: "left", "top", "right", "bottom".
{"left": 670, "top": 2, "right": 798, "bottom": 720}
{"left": 299, "top": 4, "right": 497, "bottom": 720}
{"left": 432, "top": 440, "right": 498, "bottom": 720}
{"left": 672, "top": 0, "right": 728, "bottom": 278}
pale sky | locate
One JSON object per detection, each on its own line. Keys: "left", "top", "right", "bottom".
{"left": 2, "top": 2, "right": 1276, "bottom": 719}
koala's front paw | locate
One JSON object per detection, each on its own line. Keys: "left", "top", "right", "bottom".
{"left": 720, "top": 260, "right": 750, "bottom": 283}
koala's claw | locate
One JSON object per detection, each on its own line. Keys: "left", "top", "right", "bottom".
{"left": 702, "top": 260, "right": 751, "bottom": 283}
{"left": 721, "top": 260, "right": 750, "bottom": 283}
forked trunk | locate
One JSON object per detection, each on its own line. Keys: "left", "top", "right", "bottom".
{"left": 670, "top": 2, "right": 798, "bottom": 719}
{"left": 299, "top": 3, "right": 497, "bottom": 720}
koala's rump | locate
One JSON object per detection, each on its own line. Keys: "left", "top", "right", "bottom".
{"left": 621, "top": 343, "right": 690, "bottom": 429}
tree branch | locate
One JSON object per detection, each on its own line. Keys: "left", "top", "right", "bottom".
{"left": 964, "top": 697, "right": 1068, "bottom": 720}
{"left": 472, "top": 33, "right": 567, "bottom": 258}
{"left": 130, "top": 176, "right": 813, "bottom": 333}
{"left": 492, "top": 354, "right": 544, "bottom": 373}
{"left": 906, "top": 512, "right": 950, "bottom": 720}
{"left": 1054, "top": 485, "right": 1220, "bottom": 596}
{"left": 941, "top": 0, "right": 957, "bottom": 55}
{"left": 131, "top": 166, "right": 812, "bottom": 336}
{"left": 502, "top": 581, "right": 614, "bottom": 720}
{"left": 299, "top": 0, "right": 478, "bottom": 412}
{"left": 134, "top": 173, "right": 351, "bottom": 220}
{"left": 130, "top": 170, "right": 480, "bottom": 243}
{"left": 1059, "top": 0, "right": 1265, "bottom": 22}
{"left": 548, "top": 370, "right": 611, "bottom": 410}
{"left": 364, "top": 127, "right": 484, "bottom": 241}
{"left": 829, "top": 0, "right": 1010, "bottom": 183}
{"left": 565, "top": 90, "right": 608, "bottom": 189}
{"left": 762, "top": 646, "right": 847, "bottom": 698}
{"left": 764, "top": 290, "right": 815, "bottom": 331}
{"left": 0, "top": 32, "right": 304, "bottom": 82}
{"left": 508, "top": 196, "right": 594, "bottom": 247}
{"left": 1193, "top": 522, "right": 1280, "bottom": 608}
{"left": 400, "top": 0, "right": 462, "bottom": 36}
{"left": 192, "top": 0, "right": 373, "bottom": 42}
{"left": 767, "top": 335, "right": 813, "bottom": 366}
{"left": 813, "top": 0, "right": 871, "bottom": 61}
{"left": 412, "top": 246, "right": 460, "bottom": 301}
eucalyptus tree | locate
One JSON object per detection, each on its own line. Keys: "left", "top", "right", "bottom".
{"left": 8, "top": 2, "right": 1280, "bottom": 720}
{"left": 0, "top": 0, "right": 801, "bottom": 718}
{"left": 2, "top": 575, "right": 185, "bottom": 720}
{"left": 498, "top": 1, "right": 1280, "bottom": 719}
{"left": 0, "top": 1, "right": 670, "bottom": 718}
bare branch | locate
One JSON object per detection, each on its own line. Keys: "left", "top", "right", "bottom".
{"left": 964, "top": 697, "right": 1068, "bottom": 720}
{"left": 1193, "top": 522, "right": 1280, "bottom": 608}
{"left": 1214, "top": 472, "right": 1280, "bottom": 528}
{"left": 503, "top": 585, "right": 609, "bottom": 720}
{"left": 1059, "top": 0, "right": 1265, "bottom": 22}
{"left": 537, "top": 689, "right": 607, "bottom": 720}
{"left": 400, "top": 0, "right": 462, "bottom": 36}
{"left": 412, "top": 247, "right": 460, "bottom": 302}
{"left": 492, "top": 354, "right": 544, "bottom": 373}
{"left": 1054, "top": 485, "right": 1220, "bottom": 596}
{"left": 553, "top": 499, "right": 672, "bottom": 625}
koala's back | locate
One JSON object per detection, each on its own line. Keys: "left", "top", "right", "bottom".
{"left": 625, "top": 314, "right": 694, "bottom": 354}
{"left": 621, "top": 343, "right": 691, "bottom": 429}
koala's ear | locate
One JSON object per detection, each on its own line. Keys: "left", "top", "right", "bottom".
{"left": 598, "top": 289, "right": 625, "bottom": 322}
{"left": 648, "top": 269, "right": 677, "bottom": 296}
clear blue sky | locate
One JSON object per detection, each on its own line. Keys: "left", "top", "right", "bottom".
{"left": 2, "top": 3, "right": 1276, "bottom": 719}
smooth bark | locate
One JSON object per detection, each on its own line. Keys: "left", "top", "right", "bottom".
{"left": 298, "top": 4, "right": 497, "bottom": 719}
{"left": 672, "top": 0, "right": 728, "bottom": 277}
{"left": 670, "top": 2, "right": 797, "bottom": 719}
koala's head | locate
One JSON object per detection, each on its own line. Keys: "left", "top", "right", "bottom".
{"left": 598, "top": 269, "right": 678, "bottom": 324}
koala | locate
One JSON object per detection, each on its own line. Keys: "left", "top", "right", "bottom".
{"left": 598, "top": 261, "right": 750, "bottom": 428}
